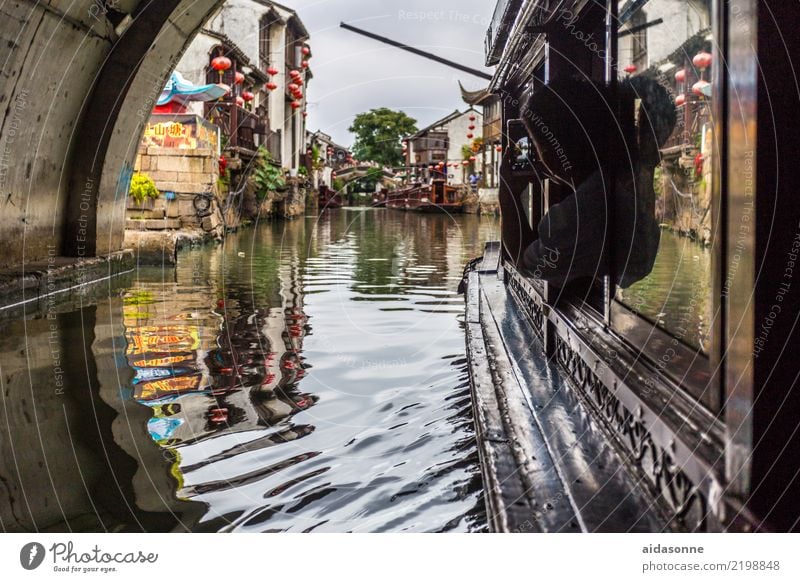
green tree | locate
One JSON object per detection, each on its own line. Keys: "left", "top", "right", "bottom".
{"left": 349, "top": 108, "right": 417, "bottom": 167}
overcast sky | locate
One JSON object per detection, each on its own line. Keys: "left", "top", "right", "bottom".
{"left": 289, "top": 0, "right": 495, "bottom": 146}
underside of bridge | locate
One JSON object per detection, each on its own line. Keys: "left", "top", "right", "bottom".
{"left": 0, "top": 0, "right": 225, "bottom": 270}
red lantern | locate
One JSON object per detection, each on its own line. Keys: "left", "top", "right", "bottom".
{"left": 466, "top": 133, "right": 474, "bottom": 139}
{"left": 241, "top": 91, "right": 254, "bottom": 102}
{"left": 469, "top": 115, "right": 476, "bottom": 121}
{"left": 462, "top": 160, "right": 469, "bottom": 166}
{"left": 302, "top": 47, "right": 311, "bottom": 56}
{"left": 469, "top": 156, "right": 476, "bottom": 161}
{"left": 468, "top": 124, "right": 476, "bottom": 130}
{"left": 675, "top": 93, "right": 686, "bottom": 106}
{"left": 693, "top": 51, "right": 712, "bottom": 70}
{"left": 624, "top": 64, "right": 637, "bottom": 74}
{"left": 288, "top": 83, "right": 299, "bottom": 92}
{"left": 295, "top": 78, "right": 304, "bottom": 86}
{"left": 235, "top": 95, "right": 245, "bottom": 107}
{"left": 674, "top": 68, "right": 686, "bottom": 83}
{"left": 290, "top": 100, "right": 302, "bottom": 109}
{"left": 234, "top": 71, "right": 245, "bottom": 85}
{"left": 495, "top": 145, "right": 502, "bottom": 152}
{"left": 218, "top": 155, "right": 227, "bottom": 175}
{"left": 289, "top": 69, "right": 301, "bottom": 78}
{"left": 267, "top": 66, "right": 279, "bottom": 76}
{"left": 211, "top": 56, "right": 232, "bottom": 71}
{"left": 692, "top": 80, "right": 710, "bottom": 97}
{"left": 301, "top": 60, "right": 309, "bottom": 68}
{"left": 266, "top": 82, "right": 278, "bottom": 91}
{"left": 209, "top": 408, "right": 228, "bottom": 424}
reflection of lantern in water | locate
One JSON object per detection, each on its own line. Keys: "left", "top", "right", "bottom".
{"left": 693, "top": 51, "right": 712, "bottom": 71}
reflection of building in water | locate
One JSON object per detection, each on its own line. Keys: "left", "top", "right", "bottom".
{"left": 121, "top": 243, "right": 315, "bottom": 499}
{"left": 614, "top": 0, "right": 714, "bottom": 351}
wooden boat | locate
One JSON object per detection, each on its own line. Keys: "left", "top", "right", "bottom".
{"left": 465, "top": 0, "right": 800, "bottom": 533}
{"left": 318, "top": 185, "right": 344, "bottom": 209}
{"left": 415, "top": 180, "right": 464, "bottom": 213}
{"left": 386, "top": 181, "right": 465, "bottom": 213}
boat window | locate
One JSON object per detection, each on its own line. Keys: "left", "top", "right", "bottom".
{"left": 613, "top": 0, "right": 715, "bottom": 353}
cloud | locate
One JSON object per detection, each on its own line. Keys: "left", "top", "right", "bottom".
{"left": 292, "top": 0, "right": 494, "bottom": 146}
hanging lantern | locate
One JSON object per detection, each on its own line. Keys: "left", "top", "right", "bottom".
{"left": 469, "top": 114, "right": 476, "bottom": 121}
{"left": 466, "top": 133, "right": 474, "bottom": 139}
{"left": 495, "top": 145, "right": 502, "bottom": 152}
{"left": 692, "top": 80, "right": 710, "bottom": 97}
{"left": 289, "top": 69, "right": 301, "bottom": 78}
{"left": 624, "top": 64, "right": 637, "bottom": 74}
{"left": 241, "top": 90, "right": 254, "bottom": 102}
{"left": 266, "top": 82, "right": 278, "bottom": 91}
{"left": 218, "top": 155, "right": 227, "bottom": 174}
{"left": 288, "top": 83, "right": 299, "bottom": 92}
{"left": 469, "top": 156, "right": 476, "bottom": 161}
{"left": 295, "top": 77, "right": 304, "bottom": 86}
{"left": 462, "top": 160, "right": 469, "bottom": 166}
{"left": 468, "top": 125, "right": 476, "bottom": 131}
{"left": 693, "top": 51, "right": 713, "bottom": 71}
{"left": 267, "top": 66, "right": 279, "bottom": 76}
{"left": 234, "top": 71, "right": 245, "bottom": 85}
{"left": 290, "top": 100, "right": 302, "bottom": 109}
{"left": 302, "top": 46, "right": 311, "bottom": 56}
{"left": 674, "top": 68, "right": 686, "bottom": 83}
{"left": 675, "top": 93, "right": 686, "bottom": 106}
{"left": 211, "top": 56, "right": 232, "bottom": 71}
{"left": 235, "top": 95, "right": 245, "bottom": 107}
{"left": 209, "top": 408, "right": 228, "bottom": 424}
{"left": 301, "top": 60, "right": 309, "bottom": 69}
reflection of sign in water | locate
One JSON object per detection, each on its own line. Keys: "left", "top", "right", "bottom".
{"left": 129, "top": 353, "right": 196, "bottom": 368}
{"left": 142, "top": 114, "right": 219, "bottom": 152}
{"left": 133, "top": 367, "right": 194, "bottom": 384}
{"left": 135, "top": 374, "right": 204, "bottom": 401}
{"left": 126, "top": 325, "right": 201, "bottom": 355}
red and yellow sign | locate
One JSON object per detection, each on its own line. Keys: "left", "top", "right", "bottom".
{"left": 135, "top": 374, "right": 205, "bottom": 401}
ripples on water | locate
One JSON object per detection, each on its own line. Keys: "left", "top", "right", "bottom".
{"left": 122, "top": 210, "right": 499, "bottom": 532}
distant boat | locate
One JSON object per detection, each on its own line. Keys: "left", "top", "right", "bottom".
{"left": 386, "top": 180, "right": 464, "bottom": 213}
{"left": 318, "top": 185, "right": 344, "bottom": 209}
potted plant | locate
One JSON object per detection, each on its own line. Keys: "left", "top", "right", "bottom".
{"left": 129, "top": 172, "right": 160, "bottom": 210}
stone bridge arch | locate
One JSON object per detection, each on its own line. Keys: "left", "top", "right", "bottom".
{"left": 333, "top": 165, "right": 399, "bottom": 188}
{"left": 0, "top": 1, "right": 226, "bottom": 269}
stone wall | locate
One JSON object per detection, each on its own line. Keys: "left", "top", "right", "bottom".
{"left": 125, "top": 146, "right": 226, "bottom": 264}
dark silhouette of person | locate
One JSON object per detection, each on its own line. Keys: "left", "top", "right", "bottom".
{"left": 500, "top": 76, "right": 676, "bottom": 288}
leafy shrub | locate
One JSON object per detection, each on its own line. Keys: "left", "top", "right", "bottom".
{"left": 253, "top": 147, "right": 286, "bottom": 200}
{"left": 129, "top": 172, "right": 160, "bottom": 205}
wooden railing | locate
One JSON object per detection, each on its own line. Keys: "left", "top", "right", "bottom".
{"left": 204, "top": 102, "right": 268, "bottom": 153}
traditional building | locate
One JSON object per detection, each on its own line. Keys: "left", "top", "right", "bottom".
{"left": 176, "top": 0, "right": 312, "bottom": 170}
{"left": 404, "top": 109, "right": 483, "bottom": 185}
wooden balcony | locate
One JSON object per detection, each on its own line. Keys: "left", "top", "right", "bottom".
{"left": 204, "top": 101, "right": 268, "bottom": 154}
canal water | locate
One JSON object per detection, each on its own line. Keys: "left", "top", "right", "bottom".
{"left": 0, "top": 209, "right": 497, "bottom": 533}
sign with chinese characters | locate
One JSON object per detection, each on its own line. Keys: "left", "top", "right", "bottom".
{"left": 143, "top": 114, "right": 220, "bottom": 153}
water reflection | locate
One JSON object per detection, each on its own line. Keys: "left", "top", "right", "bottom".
{"left": 120, "top": 210, "right": 496, "bottom": 531}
